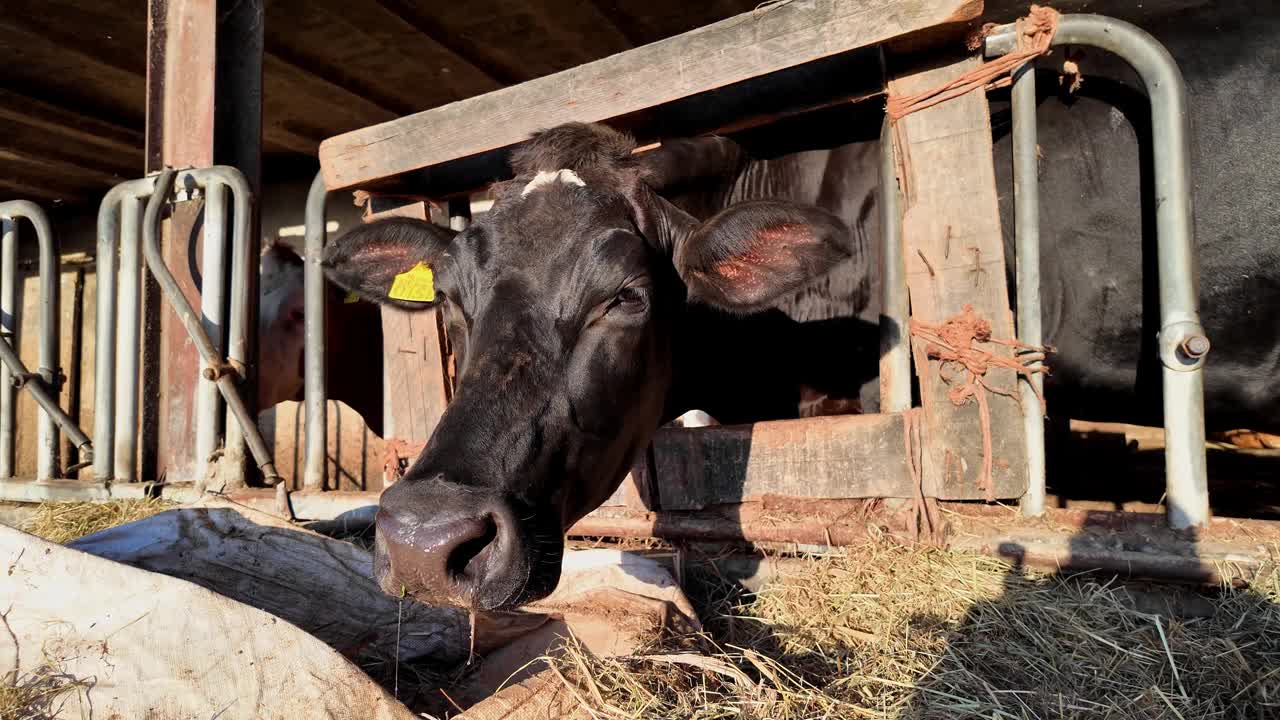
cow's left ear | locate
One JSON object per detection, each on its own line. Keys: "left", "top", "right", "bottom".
{"left": 671, "top": 200, "right": 853, "bottom": 313}
{"left": 322, "top": 217, "right": 456, "bottom": 310}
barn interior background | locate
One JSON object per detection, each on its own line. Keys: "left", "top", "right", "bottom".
{"left": 3, "top": 0, "right": 1280, "bottom": 715}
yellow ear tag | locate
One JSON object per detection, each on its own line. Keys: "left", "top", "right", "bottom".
{"left": 387, "top": 262, "right": 436, "bottom": 302}
{"left": 343, "top": 291, "right": 360, "bottom": 304}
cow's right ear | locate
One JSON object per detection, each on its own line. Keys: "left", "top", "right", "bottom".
{"left": 322, "top": 218, "right": 456, "bottom": 310}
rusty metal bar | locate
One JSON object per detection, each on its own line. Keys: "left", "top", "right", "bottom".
{"left": 0, "top": 201, "right": 61, "bottom": 480}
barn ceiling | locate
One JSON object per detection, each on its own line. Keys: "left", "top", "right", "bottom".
{"left": 0, "top": 0, "right": 762, "bottom": 208}
{"left": 0, "top": 0, "right": 1212, "bottom": 209}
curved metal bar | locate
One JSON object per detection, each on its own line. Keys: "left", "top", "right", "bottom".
{"left": 141, "top": 168, "right": 280, "bottom": 485}
{"left": 96, "top": 176, "right": 156, "bottom": 482}
{"left": 196, "top": 181, "right": 229, "bottom": 481}
{"left": 986, "top": 14, "right": 1208, "bottom": 528}
{"left": 195, "top": 167, "right": 254, "bottom": 487}
{"left": 113, "top": 195, "right": 144, "bottom": 481}
{"left": 0, "top": 218, "right": 16, "bottom": 477}
{"left": 877, "top": 116, "right": 911, "bottom": 414}
{"left": 303, "top": 171, "right": 328, "bottom": 491}
{"left": 0, "top": 201, "right": 61, "bottom": 480}
{"left": 1011, "top": 63, "right": 1046, "bottom": 517}
{"left": 0, "top": 333, "right": 91, "bottom": 452}
{"left": 93, "top": 184, "right": 124, "bottom": 479}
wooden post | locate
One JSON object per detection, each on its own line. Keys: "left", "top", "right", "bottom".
{"left": 365, "top": 200, "right": 451, "bottom": 484}
{"left": 144, "top": 0, "right": 263, "bottom": 486}
{"left": 145, "top": 0, "right": 217, "bottom": 486}
{"left": 888, "top": 56, "right": 1029, "bottom": 500}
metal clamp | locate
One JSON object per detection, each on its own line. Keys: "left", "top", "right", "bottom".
{"left": 1159, "top": 320, "right": 1210, "bottom": 371}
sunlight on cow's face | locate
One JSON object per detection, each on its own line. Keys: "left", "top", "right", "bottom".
{"left": 323, "top": 123, "right": 854, "bottom": 610}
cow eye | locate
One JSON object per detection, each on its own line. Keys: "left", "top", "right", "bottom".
{"left": 608, "top": 285, "right": 649, "bottom": 314}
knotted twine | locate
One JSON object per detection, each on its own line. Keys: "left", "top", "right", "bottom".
{"left": 910, "top": 305, "right": 1049, "bottom": 501}
{"left": 885, "top": 5, "right": 1061, "bottom": 122}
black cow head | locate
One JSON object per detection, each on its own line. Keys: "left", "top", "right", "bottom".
{"left": 323, "top": 123, "right": 853, "bottom": 610}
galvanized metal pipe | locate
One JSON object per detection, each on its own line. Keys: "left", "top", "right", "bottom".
{"left": 877, "top": 117, "right": 911, "bottom": 413}
{"left": 986, "top": 15, "right": 1209, "bottom": 528}
{"left": 303, "top": 171, "right": 327, "bottom": 491}
{"left": 206, "top": 168, "right": 255, "bottom": 489}
{"left": 195, "top": 182, "right": 229, "bottom": 481}
{"left": 141, "top": 168, "right": 280, "bottom": 485}
{"left": 0, "top": 331, "right": 91, "bottom": 452}
{"left": 113, "top": 196, "right": 143, "bottom": 481}
{"left": 0, "top": 218, "right": 16, "bottom": 478}
{"left": 1011, "top": 64, "right": 1046, "bottom": 517}
{"left": 93, "top": 188, "right": 122, "bottom": 480}
{"left": 448, "top": 198, "right": 471, "bottom": 232}
{"left": 0, "top": 202, "right": 60, "bottom": 480}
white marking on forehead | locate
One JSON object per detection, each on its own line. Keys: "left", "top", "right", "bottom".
{"left": 521, "top": 169, "right": 587, "bottom": 197}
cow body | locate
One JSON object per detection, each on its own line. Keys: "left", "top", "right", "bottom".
{"left": 258, "top": 242, "right": 385, "bottom": 435}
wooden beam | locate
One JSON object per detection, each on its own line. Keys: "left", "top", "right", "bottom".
{"left": 262, "top": 53, "right": 400, "bottom": 124}
{"left": 0, "top": 178, "right": 83, "bottom": 204}
{"left": 263, "top": 125, "right": 322, "bottom": 157}
{"left": 366, "top": 202, "right": 451, "bottom": 481}
{"left": 0, "top": 87, "right": 143, "bottom": 158}
{"left": 645, "top": 413, "right": 916, "bottom": 511}
{"left": 0, "top": 148, "right": 125, "bottom": 188}
{"left": 319, "top": 0, "right": 982, "bottom": 190}
{"left": 369, "top": 0, "right": 631, "bottom": 87}
{"left": 888, "top": 55, "right": 1027, "bottom": 501}
{"left": 296, "top": 0, "right": 504, "bottom": 95}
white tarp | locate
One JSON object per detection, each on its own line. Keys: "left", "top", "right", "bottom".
{"left": 1, "top": 523, "right": 419, "bottom": 720}
{"left": 1, "top": 504, "right": 698, "bottom": 719}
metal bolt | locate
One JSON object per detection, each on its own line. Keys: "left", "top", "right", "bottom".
{"left": 1181, "top": 334, "right": 1211, "bottom": 359}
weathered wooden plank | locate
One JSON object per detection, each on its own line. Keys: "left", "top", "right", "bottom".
{"left": 14, "top": 265, "right": 91, "bottom": 478}
{"left": 379, "top": 306, "right": 449, "bottom": 465}
{"left": 645, "top": 413, "right": 914, "bottom": 511}
{"left": 888, "top": 55, "right": 1027, "bottom": 501}
{"left": 261, "top": 400, "right": 386, "bottom": 492}
{"left": 319, "top": 0, "right": 982, "bottom": 190}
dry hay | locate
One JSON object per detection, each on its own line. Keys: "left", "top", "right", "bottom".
{"left": 19, "top": 498, "right": 173, "bottom": 544}
{"left": 548, "top": 541, "right": 1280, "bottom": 719}
{"left": 0, "top": 664, "right": 90, "bottom": 720}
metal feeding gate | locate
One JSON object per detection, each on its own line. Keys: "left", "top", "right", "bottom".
{"left": 306, "top": 4, "right": 1217, "bottom": 536}
{"left": 0, "top": 168, "right": 278, "bottom": 503}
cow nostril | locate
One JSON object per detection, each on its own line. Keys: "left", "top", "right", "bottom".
{"left": 446, "top": 514, "right": 498, "bottom": 580}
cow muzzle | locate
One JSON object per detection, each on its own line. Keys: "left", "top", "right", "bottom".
{"left": 372, "top": 477, "right": 556, "bottom": 610}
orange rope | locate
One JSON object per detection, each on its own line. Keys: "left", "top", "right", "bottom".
{"left": 905, "top": 408, "right": 945, "bottom": 545}
{"left": 885, "top": 5, "right": 1060, "bottom": 122}
{"left": 910, "top": 305, "right": 1050, "bottom": 501}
